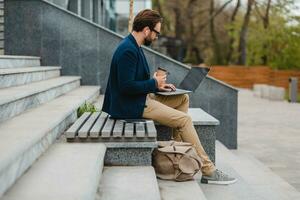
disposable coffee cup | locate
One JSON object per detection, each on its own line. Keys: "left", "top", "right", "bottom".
{"left": 156, "top": 67, "right": 169, "bottom": 76}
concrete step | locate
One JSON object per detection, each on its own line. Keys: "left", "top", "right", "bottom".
{"left": 97, "top": 166, "right": 161, "bottom": 200}
{"left": 1, "top": 143, "right": 106, "bottom": 200}
{"left": 0, "top": 76, "right": 81, "bottom": 122}
{"left": 158, "top": 179, "right": 207, "bottom": 200}
{"left": 0, "top": 55, "right": 40, "bottom": 69}
{"left": 197, "top": 155, "right": 264, "bottom": 200}
{"left": 0, "top": 66, "right": 61, "bottom": 88}
{"left": 92, "top": 94, "right": 104, "bottom": 110}
{"left": 198, "top": 141, "right": 300, "bottom": 200}
{"left": 0, "top": 86, "right": 100, "bottom": 196}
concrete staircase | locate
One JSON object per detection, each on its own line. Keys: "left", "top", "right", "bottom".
{"left": 0, "top": 55, "right": 103, "bottom": 199}
{"left": 198, "top": 141, "right": 300, "bottom": 200}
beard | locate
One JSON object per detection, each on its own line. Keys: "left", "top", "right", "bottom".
{"left": 144, "top": 36, "right": 153, "bottom": 46}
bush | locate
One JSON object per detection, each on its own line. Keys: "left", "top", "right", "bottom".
{"left": 77, "top": 101, "right": 99, "bottom": 117}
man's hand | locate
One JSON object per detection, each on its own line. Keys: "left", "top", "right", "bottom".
{"left": 158, "top": 83, "right": 176, "bottom": 92}
{"left": 153, "top": 72, "right": 166, "bottom": 88}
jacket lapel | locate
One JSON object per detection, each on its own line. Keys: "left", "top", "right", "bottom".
{"left": 128, "top": 34, "right": 150, "bottom": 78}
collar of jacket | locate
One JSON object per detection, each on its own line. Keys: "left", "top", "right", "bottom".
{"left": 128, "top": 33, "right": 141, "bottom": 50}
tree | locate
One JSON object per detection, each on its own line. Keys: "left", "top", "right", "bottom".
{"left": 128, "top": 0, "right": 134, "bottom": 32}
{"left": 247, "top": 1, "right": 300, "bottom": 69}
{"left": 152, "top": 0, "right": 300, "bottom": 69}
{"left": 209, "top": 0, "right": 234, "bottom": 64}
{"left": 237, "top": 0, "right": 254, "bottom": 65}
{"left": 254, "top": 0, "right": 272, "bottom": 64}
{"left": 226, "top": 0, "right": 241, "bottom": 64}
{"left": 153, "top": 0, "right": 208, "bottom": 63}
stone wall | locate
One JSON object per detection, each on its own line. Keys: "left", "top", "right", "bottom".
{"left": 0, "top": 0, "right": 4, "bottom": 54}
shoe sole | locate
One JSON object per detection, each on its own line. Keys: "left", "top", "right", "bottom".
{"left": 201, "top": 178, "right": 238, "bottom": 185}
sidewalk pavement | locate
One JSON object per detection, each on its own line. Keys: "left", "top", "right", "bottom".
{"left": 238, "top": 89, "right": 300, "bottom": 191}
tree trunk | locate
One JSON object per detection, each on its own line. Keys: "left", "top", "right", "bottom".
{"left": 210, "top": 0, "right": 223, "bottom": 64}
{"left": 192, "top": 46, "right": 204, "bottom": 64}
{"left": 173, "top": 6, "right": 183, "bottom": 40}
{"left": 237, "top": 0, "right": 254, "bottom": 65}
{"left": 261, "top": 0, "right": 271, "bottom": 65}
{"left": 128, "top": 0, "right": 134, "bottom": 32}
{"left": 226, "top": 0, "right": 240, "bottom": 64}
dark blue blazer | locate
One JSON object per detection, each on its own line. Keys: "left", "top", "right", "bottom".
{"left": 102, "top": 34, "right": 158, "bottom": 119}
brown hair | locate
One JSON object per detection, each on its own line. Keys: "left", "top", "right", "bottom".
{"left": 132, "top": 9, "right": 162, "bottom": 32}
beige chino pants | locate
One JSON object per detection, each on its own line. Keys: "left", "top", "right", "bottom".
{"left": 142, "top": 93, "right": 215, "bottom": 176}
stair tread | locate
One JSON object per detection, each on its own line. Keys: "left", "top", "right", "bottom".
{"left": 0, "top": 86, "right": 100, "bottom": 189}
{"left": 0, "top": 55, "right": 40, "bottom": 59}
{"left": 0, "top": 76, "right": 81, "bottom": 105}
{"left": 0, "top": 55, "right": 41, "bottom": 69}
{"left": 97, "top": 166, "right": 161, "bottom": 200}
{"left": 0, "top": 66, "right": 61, "bottom": 75}
{"left": 199, "top": 141, "right": 300, "bottom": 200}
{"left": 198, "top": 158, "right": 266, "bottom": 200}
{"left": 158, "top": 178, "right": 207, "bottom": 200}
{"left": 1, "top": 143, "right": 106, "bottom": 200}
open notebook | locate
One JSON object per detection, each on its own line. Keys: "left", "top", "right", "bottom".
{"left": 156, "top": 67, "right": 210, "bottom": 96}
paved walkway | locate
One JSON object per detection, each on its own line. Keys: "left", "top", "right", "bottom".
{"left": 238, "top": 89, "right": 300, "bottom": 191}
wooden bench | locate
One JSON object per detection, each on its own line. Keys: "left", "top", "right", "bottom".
{"left": 65, "top": 111, "right": 157, "bottom": 166}
{"left": 65, "top": 112, "right": 157, "bottom": 142}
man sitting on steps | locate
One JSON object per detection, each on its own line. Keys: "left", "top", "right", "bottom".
{"left": 102, "top": 9, "right": 237, "bottom": 185}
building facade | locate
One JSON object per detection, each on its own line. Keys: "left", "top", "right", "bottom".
{"left": 47, "top": 0, "right": 151, "bottom": 35}
{"left": 48, "top": 0, "right": 117, "bottom": 31}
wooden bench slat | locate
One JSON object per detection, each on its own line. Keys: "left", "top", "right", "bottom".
{"left": 146, "top": 121, "right": 157, "bottom": 138}
{"left": 90, "top": 112, "right": 108, "bottom": 138}
{"left": 78, "top": 112, "right": 100, "bottom": 138}
{"left": 65, "top": 112, "right": 91, "bottom": 139}
{"left": 124, "top": 123, "right": 134, "bottom": 138}
{"left": 113, "top": 120, "right": 124, "bottom": 138}
{"left": 101, "top": 117, "right": 115, "bottom": 138}
{"left": 135, "top": 122, "right": 145, "bottom": 138}
{"left": 66, "top": 112, "right": 158, "bottom": 141}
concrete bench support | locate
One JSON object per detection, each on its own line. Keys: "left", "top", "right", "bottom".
{"left": 65, "top": 111, "right": 158, "bottom": 166}
{"left": 155, "top": 108, "right": 219, "bottom": 164}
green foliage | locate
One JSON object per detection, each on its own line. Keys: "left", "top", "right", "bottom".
{"left": 151, "top": 0, "right": 300, "bottom": 69}
{"left": 77, "top": 101, "right": 99, "bottom": 117}
{"left": 247, "top": 12, "right": 300, "bottom": 69}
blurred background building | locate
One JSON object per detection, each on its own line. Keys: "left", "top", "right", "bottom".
{"left": 115, "top": 0, "right": 152, "bottom": 35}
{"left": 48, "top": 0, "right": 152, "bottom": 35}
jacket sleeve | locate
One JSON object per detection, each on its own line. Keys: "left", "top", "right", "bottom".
{"left": 117, "top": 49, "right": 157, "bottom": 95}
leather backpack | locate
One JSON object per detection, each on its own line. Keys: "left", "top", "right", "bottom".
{"left": 152, "top": 141, "right": 203, "bottom": 181}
